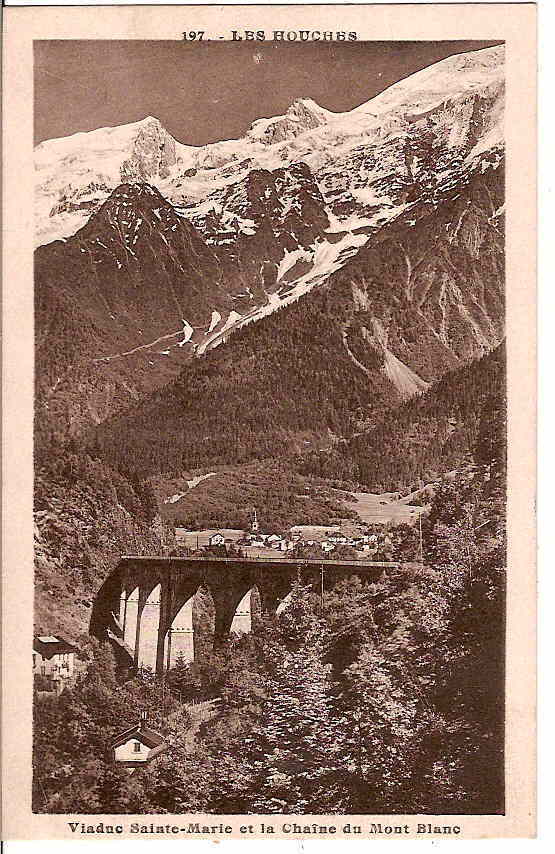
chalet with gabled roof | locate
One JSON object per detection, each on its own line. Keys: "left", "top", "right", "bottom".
{"left": 110, "top": 713, "right": 168, "bottom": 767}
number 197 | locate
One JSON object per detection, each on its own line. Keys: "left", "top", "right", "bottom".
{"left": 183, "top": 31, "right": 205, "bottom": 40}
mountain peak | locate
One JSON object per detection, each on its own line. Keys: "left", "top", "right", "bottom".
{"left": 94, "top": 181, "right": 170, "bottom": 215}
{"left": 354, "top": 44, "right": 504, "bottom": 117}
{"left": 248, "top": 97, "right": 332, "bottom": 144}
{"left": 106, "top": 181, "right": 163, "bottom": 200}
{"left": 135, "top": 115, "right": 163, "bottom": 126}
{"left": 77, "top": 182, "right": 180, "bottom": 242}
{"left": 287, "top": 97, "right": 326, "bottom": 115}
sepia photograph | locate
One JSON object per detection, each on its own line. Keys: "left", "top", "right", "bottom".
{"left": 31, "top": 33, "right": 509, "bottom": 818}
{"left": 0, "top": 2, "right": 537, "bottom": 839}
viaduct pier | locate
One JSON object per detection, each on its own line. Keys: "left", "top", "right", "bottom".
{"left": 90, "top": 556, "right": 398, "bottom": 676}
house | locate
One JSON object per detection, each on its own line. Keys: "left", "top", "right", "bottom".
{"left": 208, "top": 532, "right": 225, "bottom": 546}
{"left": 110, "top": 713, "right": 168, "bottom": 768}
{"left": 267, "top": 534, "right": 282, "bottom": 545}
{"left": 322, "top": 541, "right": 335, "bottom": 553}
{"left": 33, "top": 635, "right": 77, "bottom": 693}
{"left": 270, "top": 539, "right": 287, "bottom": 551}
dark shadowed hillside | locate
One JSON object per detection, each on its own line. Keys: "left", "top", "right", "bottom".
{"left": 88, "top": 163, "right": 504, "bottom": 481}
{"left": 297, "top": 342, "right": 506, "bottom": 492}
{"left": 35, "top": 183, "right": 241, "bottom": 447}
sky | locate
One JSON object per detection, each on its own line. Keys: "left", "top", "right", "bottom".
{"left": 34, "top": 39, "right": 502, "bottom": 146}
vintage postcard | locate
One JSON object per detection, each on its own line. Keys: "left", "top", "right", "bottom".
{"left": 2, "top": 2, "right": 536, "bottom": 841}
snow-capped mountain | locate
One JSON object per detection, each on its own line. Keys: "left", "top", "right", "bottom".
{"left": 246, "top": 97, "right": 336, "bottom": 144}
{"left": 35, "top": 44, "right": 505, "bottom": 445}
{"left": 35, "top": 117, "right": 196, "bottom": 246}
{"left": 36, "top": 44, "right": 503, "bottom": 245}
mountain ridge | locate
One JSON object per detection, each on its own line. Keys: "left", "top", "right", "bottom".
{"left": 86, "top": 160, "right": 504, "bottom": 481}
{"left": 35, "top": 44, "right": 504, "bottom": 246}
{"left": 35, "top": 44, "right": 505, "bottom": 453}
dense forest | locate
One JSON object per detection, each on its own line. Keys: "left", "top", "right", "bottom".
{"left": 34, "top": 331, "right": 505, "bottom": 645}
{"left": 86, "top": 289, "right": 385, "bottom": 478}
{"left": 297, "top": 343, "right": 506, "bottom": 492}
{"left": 86, "top": 312, "right": 504, "bottom": 494}
{"left": 156, "top": 461, "right": 359, "bottom": 532}
{"left": 34, "top": 452, "right": 173, "bottom": 641}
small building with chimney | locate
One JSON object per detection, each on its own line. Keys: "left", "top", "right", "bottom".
{"left": 110, "top": 713, "right": 168, "bottom": 768}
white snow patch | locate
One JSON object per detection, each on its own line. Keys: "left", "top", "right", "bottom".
{"left": 207, "top": 310, "right": 222, "bottom": 334}
{"left": 178, "top": 318, "right": 194, "bottom": 347}
{"left": 221, "top": 310, "right": 242, "bottom": 333}
{"left": 277, "top": 248, "right": 312, "bottom": 280}
{"left": 351, "top": 186, "right": 392, "bottom": 207}
{"left": 186, "top": 472, "right": 216, "bottom": 489}
{"left": 325, "top": 211, "right": 378, "bottom": 233}
{"left": 165, "top": 492, "right": 188, "bottom": 504}
{"left": 198, "top": 232, "right": 371, "bottom": 355}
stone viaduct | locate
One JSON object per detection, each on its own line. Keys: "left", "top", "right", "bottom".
{"left": 90, "top": 555, "right": 397, "bottom": 676}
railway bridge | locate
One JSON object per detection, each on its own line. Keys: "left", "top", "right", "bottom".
{"left": 90, "top": 555, "right": 398, "bottom": 676}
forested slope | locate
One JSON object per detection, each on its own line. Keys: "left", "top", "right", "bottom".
{"left": 34, "top": 453, "right": 172, "bottom": 641}
{"left": 34, "top": 448, "right": 506, "bottom": 814}
{"left": 87, "top": 163, "right": 504, "bottom": 482}
{"left": 297, "top": 342, "right": 506, "bottom": 492}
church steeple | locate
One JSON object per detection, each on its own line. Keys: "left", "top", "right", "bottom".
{"left": 251, "top": 508, "right": 259, "bottom": 533}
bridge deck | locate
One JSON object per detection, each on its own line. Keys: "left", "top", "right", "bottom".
{"left": 120, "top": 555, "right": 398, "bottom": 570}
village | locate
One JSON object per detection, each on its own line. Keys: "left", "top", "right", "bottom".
{"left": 173, "top": 505, "right": 423, "bottom": 564}
{"left": 31, "top": 504, "right": 409, "bottom": 768}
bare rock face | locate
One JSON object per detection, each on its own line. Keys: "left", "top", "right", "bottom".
{"left": 247, "top": 98, "right": 332, "bottom": 144}
{"left": 185, "top": 160, "right": 329, "bottom": 283}
{"left": 336, "top": 161, "right": 505, "bottom": 391}
{"left": 119, "top": 117, "right": 179, "bottom": 182}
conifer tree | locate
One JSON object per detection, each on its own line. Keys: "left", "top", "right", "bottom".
{"left": 248, "top": 581, "right": 347, "bottom": 813}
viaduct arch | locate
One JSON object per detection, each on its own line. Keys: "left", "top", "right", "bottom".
{"left": 90, "top": 556, "right": 396, "bottom": 676}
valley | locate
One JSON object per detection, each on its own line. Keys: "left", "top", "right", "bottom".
{"left": 32, "top": 42, "right": 507, "bottom": 817}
